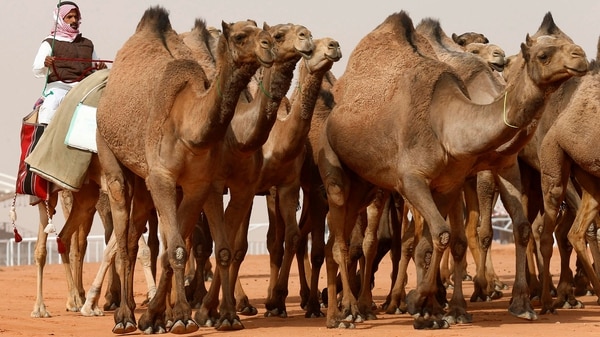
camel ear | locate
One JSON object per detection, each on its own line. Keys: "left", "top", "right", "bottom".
{"left": 247, "top": 19, "right": 258, "bottom": 27}
{"left": 520, "top": 42, "right": 531, "bottom": 62}
{"left": 525, "top": 33, "right": 534, "bottom": 47}
{"left": 263, "top": 22, "right": 271, "bottom": 31}
{"left": 221, "top": 20, "right": 231, "bottom": 38}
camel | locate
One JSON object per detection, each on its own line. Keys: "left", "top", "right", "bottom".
{"left": 24, "top": 68, "right": 113, "bottom": 319}
{"left": 193, "top": 22, "right": 314, "bottom": 329}
{"left": 317, "top": 11, "right": 587, "bottom": 330}
{"left": 95, "top": 6, "right": 275, "bottom": 334}
{"left": 471, "top": 14, "right": 594, "bottom": 307}
{"left": 451, "top": 31, "right": 489, "bottom": 48}
{"left": 464, "top": 42, "right": 506, "bottom": 73}
{"left": 248, "top": 37, "right": 342, "bottom": 318}
{"left": 538, "top": 37, "right": 600, "bottom": 314}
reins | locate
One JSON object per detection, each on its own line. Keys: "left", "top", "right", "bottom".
{"left": 50, "top": 57, "right": 113, "bottom": 83}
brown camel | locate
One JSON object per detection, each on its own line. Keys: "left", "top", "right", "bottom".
{"left": 193, "top": 22, "right": 314, "bottom": 330}
{"left": 539, "top": 37, "right": 600, "bottom": 314}
{"left": 318, "top": 11, "right": 587, "bottom": 330}
{"left": 96, "top": 6, "right": 275, "bottom": 334}
{"left": 471, "top": 13, "right": 593, "bottom": 307}
{"left": 251, "top": 37, "right": 342, "bottom": 318}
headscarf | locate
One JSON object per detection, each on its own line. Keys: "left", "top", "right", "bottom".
{"left": 49, "top": 3, "right": 81, "bottom": 42}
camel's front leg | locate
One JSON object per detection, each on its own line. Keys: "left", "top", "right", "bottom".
{"left": 444, "top": 202, "right": 473, "bottom": 325}
{"left": 31, "top": 196, "right": 57, "bottom": 318}
{"left": 495, "top": 167, "right": 537, "bottom": 320}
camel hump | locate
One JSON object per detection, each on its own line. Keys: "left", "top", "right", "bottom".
{"left": 534, "top": 12, "right": 571, "bottom": 42}
{"left": 417, "top": 18, "right": 444, "bottom": 43}
{"left": 379, "top": 11, "right": 418, "bottom": 49}
{"left": 135, "top": 5, "right": 172, "bottom": 35}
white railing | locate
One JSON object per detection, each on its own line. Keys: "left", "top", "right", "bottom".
{"left": 0, "top": 233, "right": 270, "bottom": 267}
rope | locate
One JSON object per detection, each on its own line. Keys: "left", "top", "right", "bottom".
{"left": 503, "top": 92, "right": 518, "bottom": 129}
{"left": 258, "top": 80, "right": 272, "bottom": 99}
{"left": 49, "top": 57, "right": 113, "bottom": 83}
{"left": 40, "top": 0, "right": 63, "bottom": 98}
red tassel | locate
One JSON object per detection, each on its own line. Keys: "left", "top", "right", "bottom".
{"left": 57, "top": 237, "right": 66, "bottom": 254}
{"left": 14, "top": 228, "right": 22, "bottom": 243}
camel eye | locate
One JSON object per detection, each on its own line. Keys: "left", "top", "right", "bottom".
{"left": 537, "top": 53, "right": 549, "bottom": 63}
{"left": 233, "top": 34, "right": 246, "bottom": 43}
{"left": 470, "top": 50, "right": 479, "bottom": 54}
{"left": 273, "top": 32, "right": 284, "bottom": 42}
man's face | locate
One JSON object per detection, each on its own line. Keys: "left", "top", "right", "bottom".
{"left": 63, "top": 9, "right": 80, "bottom": 29}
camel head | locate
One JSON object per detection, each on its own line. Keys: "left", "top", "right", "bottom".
{"left": 520, "top": 33, "right": 588, "bottom": 88}
{"left": 452, "top": 31, "right": 489, "bottom": 49}
{"left": 465, "top": 42, "right": 506, "bottom": 72}
{"left": 264, "top": 23, "right": 315, "bottom": 63}
{"left": 304, "top": 38, "right": 342, "bottom": 74}
{"left": 221, "top": 19, "right": 275, "bottom": 69}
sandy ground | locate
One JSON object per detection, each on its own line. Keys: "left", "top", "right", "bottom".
{"left": 1, "top": 243, "right": 599, "bottom": 337}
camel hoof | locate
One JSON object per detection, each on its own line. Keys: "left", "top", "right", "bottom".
{"left": 413, "top": 317, "right": 449, "bottom": 330}
{"left": 238, "top": 306, "right": 258, "bottom": 316}
{"left": 511, "top": 309, "right": 538, "bottom": 321}
{"left": 216, "top": 318, "right": 244, "bottom": 331}
{"left": 30, "top": 309, "right": 51, "bottom": 318}
{"left": 305, "top": 310, "right": 325, "bottom": 318}
{"left": 112, "top": 321, "right": 137, "bottom": 334}
{"left": 170, "top": 320, "right": 199, "bottom": 334}
{"left": 561, "top": 300, "right": 584, "bottom": 309}
{"left": 264, "top": 308, "right": 287, "bottom": 318}
{"left": 336, "top": 321, "right": 355, "bottom": 329}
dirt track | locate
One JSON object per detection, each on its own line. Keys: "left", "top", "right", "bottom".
{"left": 1, "top": 244, "right": 599, "bottom": 337}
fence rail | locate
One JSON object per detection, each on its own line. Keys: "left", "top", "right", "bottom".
{"left": 0, "top": 234, "right": 270, "bottom": 267}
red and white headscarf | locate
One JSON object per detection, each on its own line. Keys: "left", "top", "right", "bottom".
{"left": 49, "top": 3, "right": 81, "bottom": 42}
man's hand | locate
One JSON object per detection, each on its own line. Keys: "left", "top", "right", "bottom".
{"left": 44, "top": 56, "right": 55, "bottom": 67}
{"left": 96, "top": 62, "right": 108, "bottom": 70}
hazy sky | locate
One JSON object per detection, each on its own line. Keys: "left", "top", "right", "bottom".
{"left": 0, "top": 0, "right": 598, "bottom": 234}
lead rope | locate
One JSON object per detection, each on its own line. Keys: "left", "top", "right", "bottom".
{"left": 10, "top": 0, "right": 63, "bottom": 243}
{"left": 41, "top": 0, "right": 63, "bottom": 99}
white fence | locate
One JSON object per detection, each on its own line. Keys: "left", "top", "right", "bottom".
{"left": 0, "top": 233, "right": 270, "bottom": 267}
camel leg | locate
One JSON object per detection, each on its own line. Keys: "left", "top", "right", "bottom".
{"left": 265, "top": 183, "right": 302, "bottom": 318}
{"left": 31, "top": 194, "right": 58, "bottom": 318}
{"left": 495, "top": 165, "right": 537, "bottom": 320}
{"left": 356, "top": 190, "right": 388, "bottom": 321}
{"left": 383, "top": 199, "right": 411, "bottom": 314}
{"left": 196, "top": 187, "right": 241, "bottom": 331}
{"left": 398, "top": 177, "right": 452, "bottom": 329}
{"left": 566, "top": 173, "right": 600, "bottom": 305}
{"left": 58, "top": 184, "right": 99, "bottom": 312}
{"left": 296, "top": 185, "right": 326, "bottom": 318}
{"left": 264, "top": 188, "right": 286, "bottom": 316}
{"left": 444, "top": 199, "right": 472, "bottom": 324}
{"left": 81, "top": 231, "right": 117, "bottom": 316}
{"left": 186, "top": 211, "right": 213, "bottom": 309}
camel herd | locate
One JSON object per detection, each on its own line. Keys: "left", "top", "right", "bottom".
{"left": 23, "top": 4, "right": 600, "bottom": 334}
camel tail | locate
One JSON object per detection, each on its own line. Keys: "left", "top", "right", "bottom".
{"left": 136, "top": 6, "right": 172, "bottom": 36}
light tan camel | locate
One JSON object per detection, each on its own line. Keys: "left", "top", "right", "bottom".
{"left": 95, "top": 6, "right": 275, "bottom": 334}
{"left": 26, "top": 68, "right": 111, "bottom": 318}
{"left": 194, "top": 22, "right": 314, "bottom": 329}
{"left": 75, "top": 19, "right": 224, "bottom": 318}
{"left": 539, "top": 38, "right": 600, "bottom": 314}
{"left": 250, "top": 37, "right": 342, "bottom": 318}
{"left": 451, "top": 31, "right": 489, "bottom": 48}
{"left": 318, "top": 11, "right": 587, "bottom": 330}
{"left": 471, "top": 13, "right": 592, "bottom": 306}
